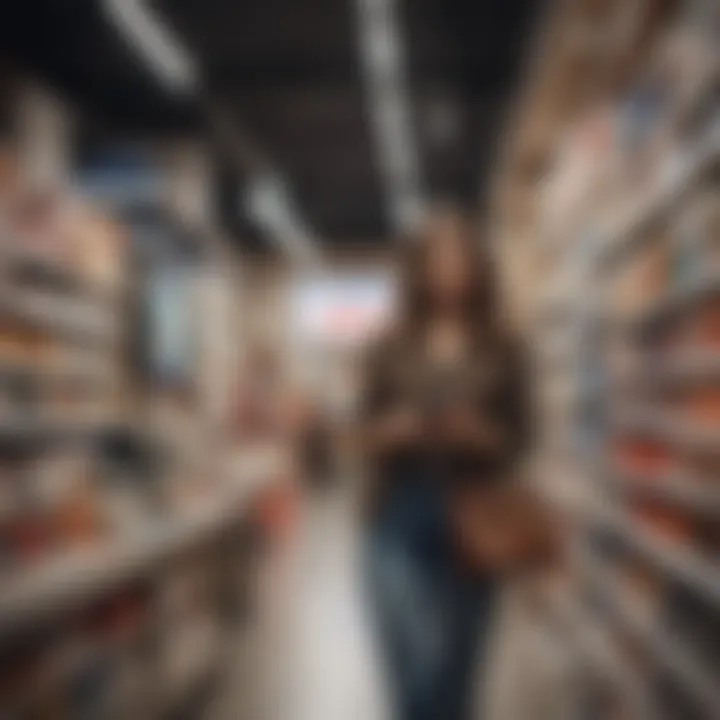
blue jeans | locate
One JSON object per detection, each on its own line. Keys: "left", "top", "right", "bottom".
{"left": 364, "top": 477, "right": 497, "bottom": 720}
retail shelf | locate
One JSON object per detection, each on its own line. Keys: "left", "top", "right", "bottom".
{"left": 0, "top": 480, "right": 265, "bottom": 640}
{"left": 614, "top": 407, "right": 720, "bottom": 455}
{"left": 0, "top": 245, "right": 117, "bottom": 304}
{"left": 0, "top": 355, "right": 116, "bottom": 388}
{"left": 616, "top": 350, "right": 720, "bottom": 388}
{"left": 595, "top": 506, "right": 720, "bottom": 609}
{"left": 0, "top": 417, "right": 130, "bottom": 448}
{"left": 545, "top": 586, "right": 658, "bottom": 720}
{"left": 580, "top": 550, "right": 720, "bottom": 719}
{"left": 533, "top": 26, "right": 720, "bottom": 720}
{"left": 608, "top": 468, "right": 720, "bottom": 515}
{"left": 0, "top": 289, "right": 118, "bottom": 347}
{"left": 631, "top": 275, "right": 720, "bottom": 339}
{"left": 599, "top": 119, "right": 720, "bottom": 271}
{"left": 655, "top": 350, "right": 720, "bottom": 381}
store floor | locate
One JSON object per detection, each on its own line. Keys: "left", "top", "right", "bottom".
{"left": 209, "top": 482, "right": 576, "bottom": 720}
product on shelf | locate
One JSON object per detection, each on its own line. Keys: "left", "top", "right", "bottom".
{"left": 683, "top": 299, "right": 720, "bottom": 348}
{"left": 0, "top": 323, "right": 49, "bottom": 365}
{"left": 73, "top": 207, "right": 125, "bottom": 295}
{"left": 675, "top": 188, "right": 720, "bottom": 282}
{"left": 682, "top": 386, "right": 720, "bottom": 429}
{"left": 52, "top": 483, "right": 104, "bottom": 553}
{"left": 5, "top": 510, "right": 52, "bottom": 573}
{"left": 2, "top": 188, "right": 71, "bottom": 266}
{"left": 633, "top": 497, "right": 696, "bottom": 544}
{"left": 615, "top": 554, "right": 666, "bottom": 622}
{"left": 614, "top": 435, "right": 673, "bottom": 478}
{"left": 615, "top": 231, "right": 672, "bottom": 318}
{"left": 539, "top": 105, "right": 618, "bottom": 244}
{"left": 0, "top": 583, "right": 154, "bottom": 718}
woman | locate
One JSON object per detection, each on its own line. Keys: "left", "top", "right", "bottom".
{"left": 362, "top": 210, "right": 543, "bottom": 720}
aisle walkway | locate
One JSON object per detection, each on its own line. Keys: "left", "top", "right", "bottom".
{"left": 212, "top": 484, "right": 577, "bottom": 720}
{"left": 212, "top": 485, "right": 389, "bottom": 720}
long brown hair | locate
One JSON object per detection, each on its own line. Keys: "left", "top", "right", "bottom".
{"left": 400, "top": 209, "right": 501, "bottom": 345}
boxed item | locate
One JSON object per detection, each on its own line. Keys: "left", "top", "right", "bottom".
{"left": 4, "top": 188, "right": 72, "bottom": 266}
{"left": 682, "top": 387, "right": 720, "bottom": 429}
{"left": 616, "top": 556, "right": 666, "bottom": 621}
{"left": 540, "top": 106, "right": 617, "bottom": 240}
{"left": 73, "top": 207, "right": 125, "bottom": 294}
{"left": 684, "top": 300, "right": 720, "bottom": 348}
{"left": 631, "top": 497, "right": 695, "bottom": 544}
{"left": 611, "top": 235, "right": 671, "bottom": 320}
{"left": 614, "top": 435, "right": 673, "bottom": 478}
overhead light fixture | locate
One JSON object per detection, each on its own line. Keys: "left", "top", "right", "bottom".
{"left": 355, "top": 0, "right": 425, "bottom": 233}
{"left": 104, "top": 0, "right": 198, "bottom": 93}
{"left": 244, "top": 173, "right": 321, "bottom": 267}
{"left": 103, "top": 0, "right": 323, "bottom": 264}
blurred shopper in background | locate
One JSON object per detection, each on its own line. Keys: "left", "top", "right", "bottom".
{"left": 361, "top": 209, "right": 544, "bottom": 720}
{"left": 298, "top": 398, "right": 336, "bottom": 493}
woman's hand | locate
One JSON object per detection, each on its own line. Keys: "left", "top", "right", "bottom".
{"left": 366, "top": 405, "right": 423, "bottom": 453}
{"left": 439, "top": 406, "right": 504, "bottom": 451}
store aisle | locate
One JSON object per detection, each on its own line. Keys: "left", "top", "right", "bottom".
{"left": 212, "top": 483, "right": 390, "bottom": 720}
{"left": 211, "top": 481, "right": 577, "bottom": 720}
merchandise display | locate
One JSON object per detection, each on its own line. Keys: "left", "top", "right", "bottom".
{"left": 0, "top": 129, "right": 263, "bottom": 717}
{"left": 526, "top": 5, "right": 720, "bottom": 717}
{"left": 0, "top": 587, "right": 155, "bottom": 719}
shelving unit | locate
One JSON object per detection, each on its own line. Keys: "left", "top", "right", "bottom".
{"left": 0, "top": 94, "right": 263, "bottom": 718}
{"left": 494, "top": 1, "right": 720, "bottom": 717}
{"left": 0, "top": 474, "right": 265, "bottom": 641}
{"left": 597, "top": 118, "right": 720, "bottom": 271}
{"left": 543, "top": 582, "right": 660, "bottom": 720}
{"left": 607, "top": 467, "right": 720, "bottom": 514}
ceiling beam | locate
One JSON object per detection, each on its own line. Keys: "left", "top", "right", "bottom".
{"left": 354, "top": 0, "right": 425, "bottom": 234}
{"left": 103, "top": 0, "right": 322, "bottom": 266}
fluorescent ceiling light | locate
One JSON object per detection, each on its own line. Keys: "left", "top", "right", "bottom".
{"left": 104, "top": 0, "right": 198, "bottom": 93}
{"left": 245, "top": 174, "right": 321, "bottom": 266}
{"left": 104, "top": 0, "right": 323, "bottom": 263}
{"left": 355, "top": 0, "right": 425, "bottom": 233}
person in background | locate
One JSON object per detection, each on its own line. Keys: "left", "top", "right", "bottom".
{"left": 361, "top": 209, "right": 551, "bottom": 720}
{"left": 298, "top": 398, "right": 335, "bottom": 493}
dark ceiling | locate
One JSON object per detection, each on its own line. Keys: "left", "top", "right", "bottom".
{"left": 1, "top": 1, "right": 198, "bottom": 134}
{"left": 1, "top": 0, "right": 542, "bottom": 251}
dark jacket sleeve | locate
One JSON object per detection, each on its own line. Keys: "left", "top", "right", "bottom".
{"left": 360, "top": 337, "right": 393, "bottom": 423}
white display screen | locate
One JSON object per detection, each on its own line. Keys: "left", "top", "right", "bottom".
{"left": 290, "top": 272, "right": 396, "bottom": 348}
